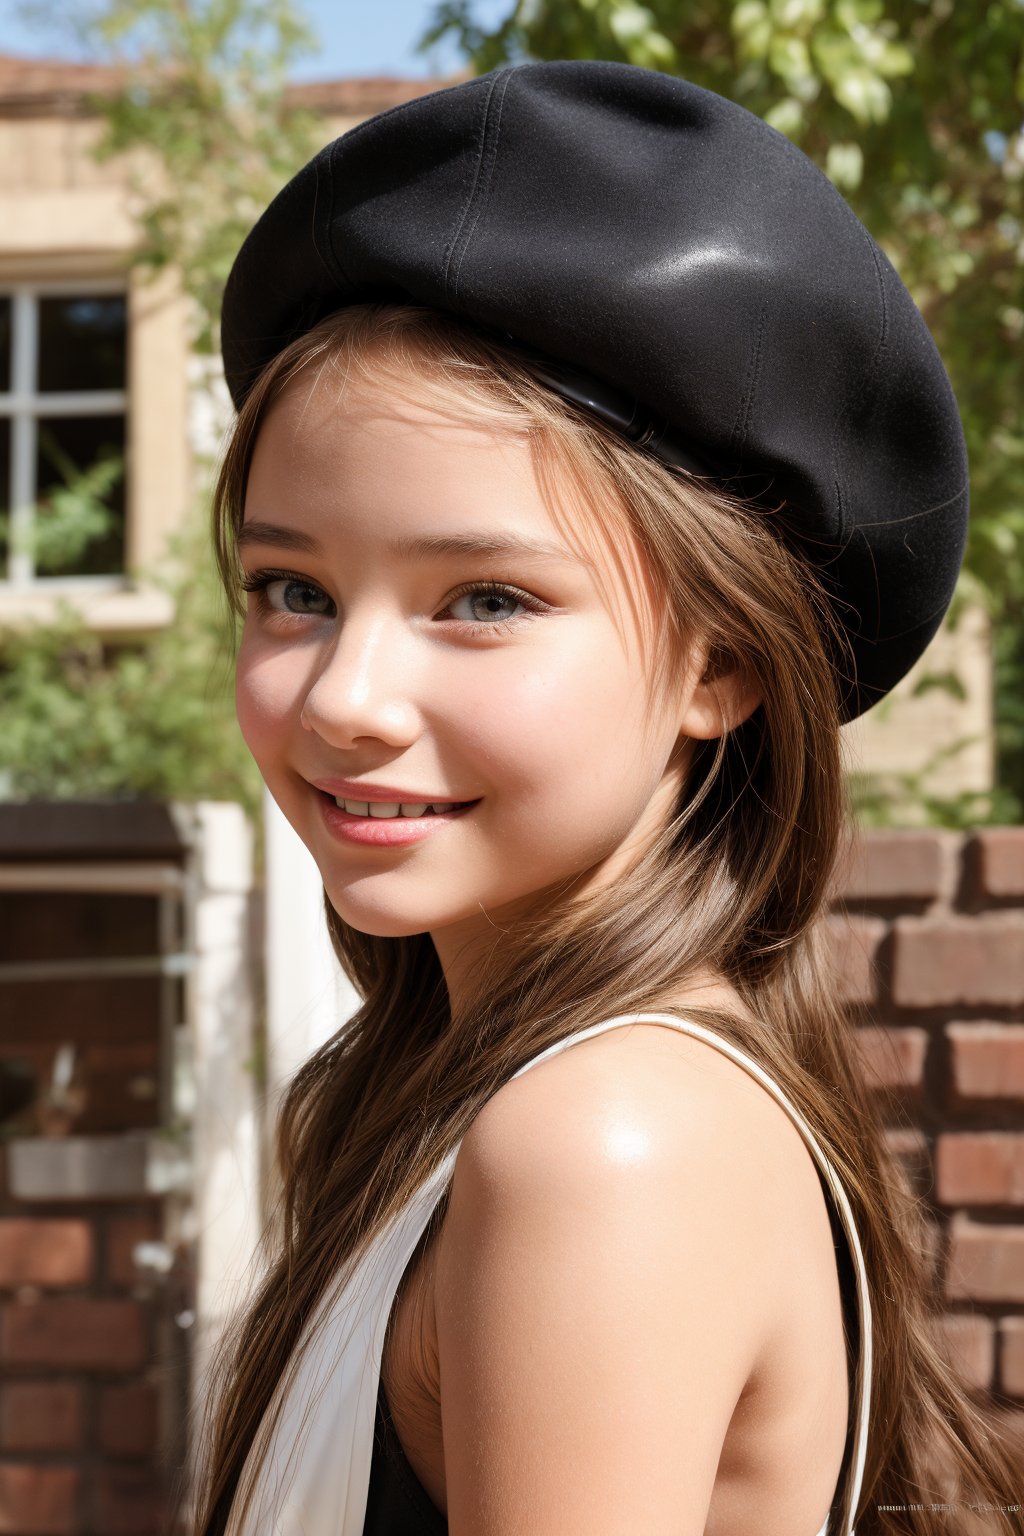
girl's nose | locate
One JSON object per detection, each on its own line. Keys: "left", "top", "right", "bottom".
{"left": 298, "top": 616, "right": 420, "bottom": 749}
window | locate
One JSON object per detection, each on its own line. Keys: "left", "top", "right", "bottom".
{"left": 0, "top": 284, "right": 128, "bottom": 586}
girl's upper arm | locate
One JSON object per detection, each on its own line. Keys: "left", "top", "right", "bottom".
{"left": 433, "top": 1038, "right": 780, "bottom": 1536}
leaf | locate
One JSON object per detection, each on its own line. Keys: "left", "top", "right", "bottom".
{"left": 833, "top": 66, "right": 892, "bottom": 123}
{"left": 911, "top": 670, "right": 969, "bottom": 701}
{"left": 769, "top": 33, "right": 813, "bottom": 80}
{"left": 731, "top": 0, "right": 770, "bottom": 40}
{"left": 769, "top": 0, "right": 826, "bottom": 26}
{"left": 764, "top": 95, "right": 805, "bottom": 135}
{"left": 825, "top": 140, "right": 864, "bottom": 188}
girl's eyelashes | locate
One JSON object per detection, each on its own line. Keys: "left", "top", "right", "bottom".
{"left": 440, "top": 579, "right": 549, "bottom": 634}
{"left": 239, "top": 569, "right": 335, "bottom": 617}
{"left": 237, "top": 569, "right": 550, "bottom": 633}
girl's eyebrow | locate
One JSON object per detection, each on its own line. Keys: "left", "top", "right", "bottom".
{"left": 237, "top": 520, "right": 580, "bottom": 564}
{"left": 237, "top": 521, "right": 321, "bottom": 554}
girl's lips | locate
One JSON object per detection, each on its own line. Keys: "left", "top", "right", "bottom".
{"left": 315, "top": 789, "right": 481, "bottom": 847}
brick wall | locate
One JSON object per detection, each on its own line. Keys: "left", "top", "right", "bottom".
{"left": 829, "top": 827, "right": 1024, "bottom": 1448}
{"left": 0, "top": 1125, "right": 172, "bottom": 1536}
{"left": 0, "top": 805, "right": 191, "bottom": 1536}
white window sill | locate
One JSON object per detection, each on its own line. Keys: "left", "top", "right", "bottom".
{"left": 0, "top": 581, "right": 176, "bottom": 634}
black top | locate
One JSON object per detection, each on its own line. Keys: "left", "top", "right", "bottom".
{"left": 363, "top": 1377, "right": 448, "bottom": 1536}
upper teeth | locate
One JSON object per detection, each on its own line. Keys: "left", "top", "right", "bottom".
{"left": 335, "top": 798, "right": 459, "bottom": 818}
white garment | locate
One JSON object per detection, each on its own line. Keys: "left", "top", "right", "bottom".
{"left": 227, "top": 1011, "right": 872, "bottom": 1536}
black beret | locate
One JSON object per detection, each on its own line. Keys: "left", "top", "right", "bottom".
{"left": 221, "top": 59, "right": 970, "bottom": 722}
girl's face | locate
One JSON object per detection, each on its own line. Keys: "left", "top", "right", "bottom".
{"left": 236, "top": 363, "right": 756, "bottom": 1005}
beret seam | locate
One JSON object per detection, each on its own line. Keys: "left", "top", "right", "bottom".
{"left": 442, "top": 67, "right": 514, "bottom": 307}
{"left": 730, "top": 297, "right": 769, "bottom": 463}
{"left": 329, "top": 74, "right": 485, "bottom": 158}
{"left": 753, "top": 118, "right": 889, "bottom": 556}
{"left": 323, "top": 76, "right": 490, "bottom": 290}
{"left": 319, "top": 140, "right": 347, "bottom": 289}
{"left": 832, "top": 229, "right": 889, "bottom": 563}
{"left": 451, "top": 66, "right": 515, "bottom": 305}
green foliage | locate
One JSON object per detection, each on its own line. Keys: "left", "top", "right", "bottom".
{"left": 848, "top": 766, "right": 1021, "bottom": 830}
{"left": 416, "top": 0, "right": 1024, "bottom": 822}
{"left": 0, "top": 504, "right": 260, "bottom": 818}
{"left": 0, "top": 449, "right": 123, "bottom": 571}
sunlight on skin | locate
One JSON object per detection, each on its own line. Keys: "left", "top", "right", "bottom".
{"left": 234, "top": 365, "right": 760, "bottom": 1017}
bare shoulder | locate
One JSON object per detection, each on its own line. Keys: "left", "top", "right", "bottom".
{"left": 433, "top": 1015, "right": 818, "bottom": 1535}
{"left": 447, "top": 1013, "right": 818, "bottom": 1223}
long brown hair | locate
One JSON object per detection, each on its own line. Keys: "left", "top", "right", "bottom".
{"left": 190, "top": 302, "right": 1021, "bottom": 1535}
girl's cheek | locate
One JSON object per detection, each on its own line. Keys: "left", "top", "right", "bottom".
{"left": 235, "top": 649, "right": 301, "bottom": 763}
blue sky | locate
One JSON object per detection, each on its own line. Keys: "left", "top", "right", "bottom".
{"left": 0, "top": 0, "right": 507, "bottom": 79}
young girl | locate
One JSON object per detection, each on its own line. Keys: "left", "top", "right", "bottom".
{"left": 193, "top": 59, "right": 1020, "bottom": 1536}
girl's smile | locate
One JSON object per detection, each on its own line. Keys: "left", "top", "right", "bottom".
{"left": 315, "top": 789, "right": 483, "bottom": 847}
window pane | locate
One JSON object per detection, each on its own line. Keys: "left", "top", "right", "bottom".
{"left": 0, "top": 416, "right": 8, "bottom": 513}
{"left": 0, "top": 298, "right": 10, "bottom": 394}
{"left": 38, "top": 295, "right": 126, "bottom": 393}
{"left": 0, "top": 417, "right": 8, "bottom": 574}
{"left": 34, "top": 414, "right": 125, "bottom": 576}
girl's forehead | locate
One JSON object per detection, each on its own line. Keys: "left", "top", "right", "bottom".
{"left": 269, "top": 357, "right": 513, "bottom": 447}
{"left": 259, "top": 365, "right": 591, "bottom": 551}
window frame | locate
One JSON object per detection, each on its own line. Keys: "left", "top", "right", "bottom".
{"left": 0, "top": 277, "right": 129, "bottom": 590}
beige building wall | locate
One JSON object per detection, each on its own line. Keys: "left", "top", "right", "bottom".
{"left": 843, "top": 600, "right": 994, "bottom": 814}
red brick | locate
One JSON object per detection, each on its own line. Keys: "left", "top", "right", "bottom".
{"left": 1002, "top": 1316, "right": 1024, "bottom": 1399}
{"left": 0, "top": 1463, "right": 78, "bottom": 1535}
{"left": 920, "top": 1216, "right": 943, "bottom": 1283}
{"left": 0, "top": 1043, "right": 159, "bottom": 1138}
{"left": 929, "top": 1311, "right": 995, "bottom": 1391}
{"left": 851, "top": 1025, "right": 928, "bottom": 1093}
{"left": 823, "top": 914, "right": 886, "bottom": 1005}
{"left": 73, "top": 1043, "right": 160, "bottom": 1136}
{"left": 0, "top": 1220, "right": 93, "bottom": 1289}
{"left": 948, "top": 1022, "right": 1024, "bottom": 1103}
{"left": 945, "top": 1214, "right": 1024, "bottom": 1303}
{"left": 892, "top": 915, "right": 1024, "bottom": 1008}
{"left": 883, "top": 1126, "right": 933, "bottom": 1196}
{"left": 0, "top": 976, "right": 160, "bottom": 1046}
{"left": 93, "top": 1465, "right": 163, "bottom": 1536}
{"left": 832, "top": 829, "right": 957, "bottom": 904}
{"left": 98, "top": 1383, "right": 158, "bottom": 1458}
{"left": 106, "top": 1214, "right": 161, "bottom": 1289}
{"left": 0, "top": 1381, "right": 82, "bottom": 1453}
{"left": 1, "top": 1298, "right": 145, "bottom": 1371}
{"left": 975, "top": 828, "right": 1024, "bottom": 899}
{"left": 936, "top": 1133, "right": 1024, "bottom": 1205}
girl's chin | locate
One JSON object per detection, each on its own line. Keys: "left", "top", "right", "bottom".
{"left": 322, "top": 893, "right": 471, "bottom": 940}
{"left": 331, "top": 914, "right": 433, "bottom": 940}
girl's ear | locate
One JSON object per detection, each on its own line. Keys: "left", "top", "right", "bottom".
{"left": 678, "top": 643, "right": 762, "bottom": 741}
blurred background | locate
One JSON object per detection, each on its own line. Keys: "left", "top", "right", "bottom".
{"left": 0, "top": 1, "right": 1020, "bottom": 1529}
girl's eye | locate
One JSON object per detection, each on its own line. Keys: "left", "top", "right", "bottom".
{"left": 240, "top": 571, "right": 335, "bottom": 617}
{"left": 239, "top": 571, "right": 545, "bottom": 631}
{"left": 442, "top": 581, "right": 545, "bottom": 631}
